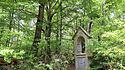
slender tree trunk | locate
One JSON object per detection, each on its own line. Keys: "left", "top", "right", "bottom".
{"left": 59, "top": 0, "right": 62, "bottom": 52}
{"left": 6, "top": 9, "right": 14, "bottom": 47}
{"left": 98, "top": 0, "right": 106, "bottom": 41}
{"left": 45, "top": 2, "right": 53, "bottom": 63}
{"left": 87, "top": 18, "right": 93, "bottom": 34}
{"left": 9, "top": 12, "right": 13, "bottom": 30}
{"left": 32, "top": 3, "right": 44, "bottom": 56}
{"left": 55, "top": 0, "right": 62, "bottom": 55}
{"left": 56, "top": 12, "right": 59, "bottom": 54}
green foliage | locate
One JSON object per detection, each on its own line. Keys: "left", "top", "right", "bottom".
{"left": 0, "top": 48, "right": 25, "bottom": 62}
{"left": 90, "top": 46, "right": 125, "bottom": 69}
{"left": 0, "top": 0, "right": 125, "bottom": 70}
{"left": 89, "top": 14, "right": 125, "bottom": 69}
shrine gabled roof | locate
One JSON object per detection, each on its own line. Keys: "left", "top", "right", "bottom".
{"left": 72, "top": 26, "right": 92, "bottom": 40}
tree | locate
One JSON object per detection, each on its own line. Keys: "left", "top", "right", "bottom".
{"left": 32, "top": 3, "right": 45, "bottom": 57}
{"left": 0, "top": 0, "right": 125, "bottom": 70}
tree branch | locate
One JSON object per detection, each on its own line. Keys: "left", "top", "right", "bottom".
{"left": 16, "top": 8, "right": 37, "bottom": 17}
{"left": 52, "top": 0, "right": 59, "bottom": 9}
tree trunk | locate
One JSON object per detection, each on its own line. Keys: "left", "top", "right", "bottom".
{"left": 56, "top": 12, "right": 59, "bottom": 54}
{"left": 87, "top": 18, "right": 93, "bottom": 34}
{"left": 45, "top": 3, "right": 52, "bottom": 63}
{"left": 55, "top": 0, "right": 62, "bottom": 55}
{"left": 32, "top": 3, "right": 44, "bottom": 56}
{"left": 59, "top": 0, "right": 62, "bottom": 50}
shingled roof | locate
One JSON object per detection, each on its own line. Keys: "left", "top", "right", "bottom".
{"left": 72, "top": 26, "right": 91, "bottom": 40}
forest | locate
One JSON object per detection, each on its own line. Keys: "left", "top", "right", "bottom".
{"left": 0, "top": 0, "right": 125, "bottom": 70}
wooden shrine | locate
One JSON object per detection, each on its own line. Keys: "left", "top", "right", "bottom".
{"left": 73, "top": 26, "right": 91, "bottom": 70}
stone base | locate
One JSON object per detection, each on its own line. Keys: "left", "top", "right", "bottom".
{"left": 75, "top": 53, "right": 88, "bottom": 70}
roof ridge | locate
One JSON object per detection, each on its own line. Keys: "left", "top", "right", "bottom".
{"left": 72, "top": 26, "right": 91, "bottom": 40}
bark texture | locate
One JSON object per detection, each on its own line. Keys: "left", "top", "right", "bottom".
{"left": 32, "top": 3, "right": 44, "bottom": 56}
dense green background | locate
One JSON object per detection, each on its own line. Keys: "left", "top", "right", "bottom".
{"left": 0, "top": 0, "right": 125, "bottom": 70}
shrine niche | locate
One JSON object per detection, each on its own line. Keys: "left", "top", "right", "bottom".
{"left": 76, "top": 36, "right": 85, "bottom": 53}
{"left": 73, "top": 26, "right": 91, "bottom": 70}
